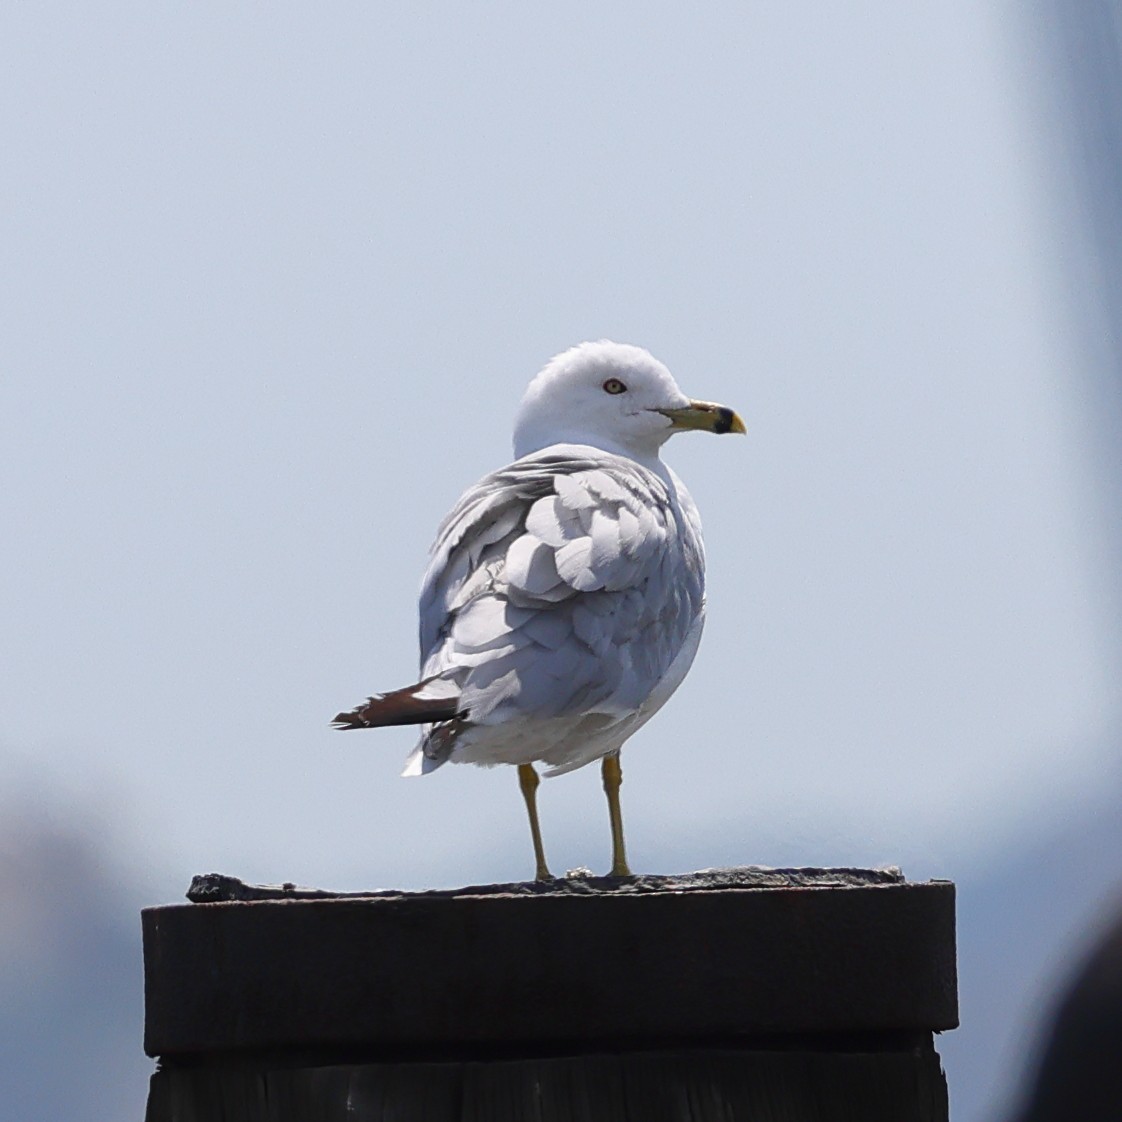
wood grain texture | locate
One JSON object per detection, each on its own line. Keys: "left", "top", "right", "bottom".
{"left": 144, "top": 870, "right": 955, "bottom": 1119}
{"left": 146, "top": 1045, "right": 949, "bottom": 1122}
{"left": 144, "top": 871, "right": 957, "bottom": 1057}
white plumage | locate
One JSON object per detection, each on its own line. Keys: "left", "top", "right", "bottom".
{"left": 409, "top": 448, "right": 705, "bottom": 777}
{"left": 334, "top": 340, "right": 744, "bottom": 878}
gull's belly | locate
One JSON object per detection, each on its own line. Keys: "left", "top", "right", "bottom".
{"left": 448, "top": 608, "right": 705, "bottom": 776}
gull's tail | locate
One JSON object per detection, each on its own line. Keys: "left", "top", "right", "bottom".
{"left": 331, "top": 676, "right": 464, "bottom": 730}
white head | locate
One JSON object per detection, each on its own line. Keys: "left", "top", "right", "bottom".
{"left": 513, "top": 340, "right": 744, "bottom": 464}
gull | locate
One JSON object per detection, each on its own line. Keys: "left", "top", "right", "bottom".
{"left": 332, "top": 341, "right": 744, "bottom": 879}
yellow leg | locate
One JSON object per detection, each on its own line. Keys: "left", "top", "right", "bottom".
{"left": 602, "top": 752, "right": 632, "bottom": 877}
{"left": 518, "top": 763, "right": 552, "bottom": 881}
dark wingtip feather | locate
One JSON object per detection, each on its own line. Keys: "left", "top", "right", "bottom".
{"left": 330, "top": 680, "right": 464, "bottom": 731}
{"left": 330, "top": 713, "right": 369, "bottom": 730}
{"left": 330, "top": 696, "right": 379, "bottom": 729}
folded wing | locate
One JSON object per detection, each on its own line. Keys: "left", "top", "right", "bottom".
{"left": 414, "top": 448, "right": 705, "bottom": 757}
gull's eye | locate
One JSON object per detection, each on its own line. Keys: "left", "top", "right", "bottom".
{"left": 602, "top": 378, "right": 627, "bottom": 395}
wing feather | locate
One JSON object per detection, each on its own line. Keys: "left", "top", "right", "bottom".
{"left": 505, "top": 533, "right": 565, "bottom": 596}
{"left": 525, "top": 494, "right": 583, "bottom": 547}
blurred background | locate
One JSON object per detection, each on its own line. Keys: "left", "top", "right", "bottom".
{"left": 2, "top": 3, "right": 1120, "bottom": 1118}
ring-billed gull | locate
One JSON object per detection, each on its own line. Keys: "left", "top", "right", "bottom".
{"left": 333, "top": 341, "right": 744, "bottom": 879}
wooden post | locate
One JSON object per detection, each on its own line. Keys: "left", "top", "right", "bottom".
{"left": 142, "top": 867, "right": 956, "bottom": 1121}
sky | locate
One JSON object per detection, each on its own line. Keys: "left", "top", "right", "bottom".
{"left": 2, "top": 5, "right": 1120, "bottom": 1121}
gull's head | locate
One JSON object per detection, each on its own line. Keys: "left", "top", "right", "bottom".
{"left": 513, "top": 340, "right": 745, "bottom": 463}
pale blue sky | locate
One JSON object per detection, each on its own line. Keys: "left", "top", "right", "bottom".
{"left": 2, "top": 7, "right": 1119, "bottom": 1118}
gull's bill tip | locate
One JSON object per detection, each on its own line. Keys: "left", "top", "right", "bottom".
{"left": 658, "top": 399, "right": 746, "bottom": 435}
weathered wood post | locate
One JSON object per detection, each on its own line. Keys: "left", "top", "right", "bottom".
{"left": 142, "top": 867, "right": 956, "bottom": 1121}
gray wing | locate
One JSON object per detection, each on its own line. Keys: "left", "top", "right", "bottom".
{"left": 417, "top": 447, "right": 705, "bottom": 730}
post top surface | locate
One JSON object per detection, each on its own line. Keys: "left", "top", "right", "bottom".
{"left": 175, "top": 865, "right": 908, "bottom": 906}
